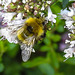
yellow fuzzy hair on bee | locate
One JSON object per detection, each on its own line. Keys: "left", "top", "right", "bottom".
{"left": 17, "top": 17, "right": 44, "bottom": 44}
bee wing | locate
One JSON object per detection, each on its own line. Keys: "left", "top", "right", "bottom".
{"left": 21, "top": 44, "right": 32, "bottom": 62}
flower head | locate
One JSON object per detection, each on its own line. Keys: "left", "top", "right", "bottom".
{"left": 60, "top": 6, "right": 75, "bottom": 30}
{"left": 60, "top": 3, "right": 75, "bottom": 59}
{"left": 45, "top": 6, "right": 57, "bottom": 23}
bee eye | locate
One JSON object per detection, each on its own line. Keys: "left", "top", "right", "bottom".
{"left": 27, "top": 26, "right": 33, "bottom": 33}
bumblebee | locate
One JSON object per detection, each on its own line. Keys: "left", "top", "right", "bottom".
{"left": 17, "top": 17, "right": 46, "bottom": 62}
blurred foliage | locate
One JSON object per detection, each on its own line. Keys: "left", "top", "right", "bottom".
{"left": 0, "top": 0, "right": 75, "bottom": 75}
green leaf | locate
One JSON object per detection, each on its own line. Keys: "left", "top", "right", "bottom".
{"left": 51, "top": 2, "right": 62, "bottom": 13}
{"left": 53, "top": 43, "right": 58, "bottom": 50}
{"left": 38, "top": 63, "right": 55, "bottom": 75}
{"left": 7, "top": 43, "right": 19, "bottom": 57}
{"left": 43, "top": 38, "right": 51, "bottom": 45}
{"left": 46, "top": 31, "right": 51, "bottom": 38}
{"left": 0, "top": 63, "right": 4, "bottom": 72}
{"left": 22, "top": 57, "right": 49, "bottom": 68}
{"left": 4, "top": 62, "right": 22, "bottom": 75}
{"left": 64, "top": 57, "right": 75, "bottom": 65}
{"left": 50, "top": 49, "right": 59, "bottom": 69}
{"left": 56, "top": 20, "right": 65, "bottom": 33}
{"left": 51, "top": 34, "right": 61, "bottom": 42}
{"left": 25, "top": 67, "right": 43, "bottom": 75}
{"left": 0, "top": 41, "right": 7, "bottom": 57}
{"left": 62, "top": 0, "right": 69, "bottom": 8}
{"left": 10, "top": 3, "right": 17, "bottom": 9}
{"left": 40, "top": 46, "right": 50, "bottom": 52}
{"left": 58, "top": 0, "right": 63, "bottom": 2}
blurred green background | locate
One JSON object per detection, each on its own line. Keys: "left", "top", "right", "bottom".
{"left": 0, "top": 0, "right": 75, "bottom": 75}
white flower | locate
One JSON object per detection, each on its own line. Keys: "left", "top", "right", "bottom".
{"left": 0, "top": 10, "right": 25, "bottom": 26}
{"left": 22, "top": 0, "right": 26, "bottom": 3}
{"left": 70, "top": 41, "right": 75, "bottom": 47}
{"left": 0, "top": 27, "right": 18, "bottom": 43}
{"left": 60, "top": 7, "right": 75, "bottom": 29}
{"left": 0, "top": 0, "right": 1, "bottom": 4}
{"left": 0, "top": 17, "right": 26, "bottom": 43}
{"left": 60, "top": 8, "right": 69, "bottom": 20}
{"left": 0, "top": 11, "right": 25, "bottom": 44}
{"left": 15, "top": 13, "right": 23, "bottom": 20}
{"left": 68, "top": 8, "right": 74, "bottom": 16}
{"left": 1, "top": 0, "right": 12, "bottom": 10}
{"left": 41, "top": 5, "right": 45, "bottom": 10}
{"left": 0, "top": 0, "right": 17, "bottom": 10}
{"left": 65, "top": 21, "right": 75, "bottom": 30}
{"left": 60, "top": 5, "right": 75, "bottom": 59}
{"left": 0, "top": 7, "right": 3, "bottom": 10}
{"left": 0, "top": 18, "right": 25, "bottom": 43}
{"left": 68, "top": 33, "right": 71, "bottom": 38}
{"left": 60, "top": 8, "right": 75, "bottom": 21}
{"left": 22, "top": 0, "right": 28, "bottom": 3}
{"left": 12, "top": 0, "right": 17, "bottom": 3}
{"left": 45, "top": 6, "right": 57, "bottom": 23}
{"left": 65, "top": 40, "right": 75, "bottom": 48}
{"left": 46, "top": 1, "right": 51, "bottom": 4}
{"left": 2, "top": 12, "right": 16, "bottom": 24}
{"left": 64, "top": 47, "right": 75, "bottom": 58}
{"left": 65, "top": 39, "right": 70, "bottom": 43}
{"left": 60, "top": 7, "right": 75, "bottom": 31}
{"left": 41, "top": 13, "right": 44, "bottom": 17}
